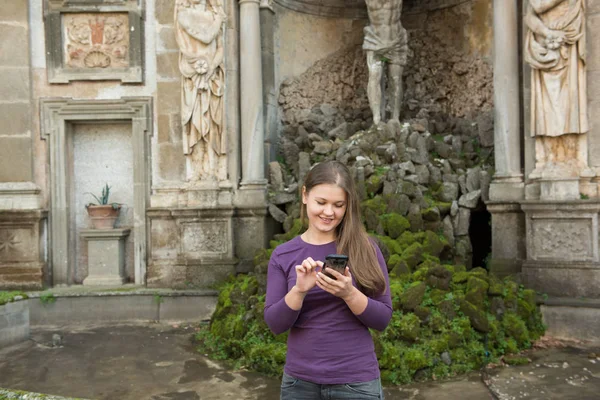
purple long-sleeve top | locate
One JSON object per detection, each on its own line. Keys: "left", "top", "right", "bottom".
{"left": 264, "top": 236, "right": 392, "bottom": 384}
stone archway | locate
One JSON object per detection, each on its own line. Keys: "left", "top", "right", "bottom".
{"left": 40, "top": 98, "right": 153, "bottom": 286}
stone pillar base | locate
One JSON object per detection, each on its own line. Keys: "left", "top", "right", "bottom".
{"left": 486, "top": 202, "right": 525, "bottom": 277}
{"left": 489, "top": 180, "right": 524, "bottom": 202}
{"left": 540, "top": 297, "right": 600, "bottom": 343}
{"left": 147, "top": 205, "right": 237, "bottom": 289}
{"left": 540, "top": 178, "right": 580, "bottom": 201}
{"left": 522, "top": 260, "right": 600, "bottom": 298}
{"left": 0, "top": 210, "right": 47, "bottom": 290}
{"left": 81, "top": 228, "right": 130, "bottom": 286}
{"left": 521, "top": 201, "right": 600, "bottom": 298}
{"left": 234, "top": 183, "right": 268, "bottom": 273}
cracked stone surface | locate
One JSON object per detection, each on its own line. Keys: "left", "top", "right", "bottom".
{"left": 485, "top": 346, "right": 600, "bottom": 400}
{"left": 0, "top": 325, "right": 598, "bottom": 400}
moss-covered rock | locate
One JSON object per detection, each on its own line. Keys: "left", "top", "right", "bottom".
{"left": 401, "top": 242, "right": 424, "bottom": 269}
{"left": 375, "top": 235, "right": 403, "bottom": 257}
{"left": 426, "top": 266, "right": 452, "bottom": 291}
{"left": 366, "top": 174, "right": 384, "bottom": 196}
{"left": 421, "top": 207, "right": 441, "bottom": 222}
{"left": 422, "top": 230, "right": 451, "bottom": 259}
{"left": 459, "top": 299, "right": 490, "bottom": 333}
{"left": 465, "top": 276, "right": 489, "bottom": 308}
{"left": 380, "top": 213, "right": 411, "bottom": 239}
{"left": 389, "top": 254, "right": 411, "bottom": 277}
{"left": 385, "top": 193, "right": 411, "bottom": 216}
{"left": 400, "top": 282, "right": 427, "bottom": 311}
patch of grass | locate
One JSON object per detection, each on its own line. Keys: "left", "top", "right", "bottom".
{"left": 39, "top": 292, "right": 57, "bottom": 305}
{"left": 0, "top": 291, "right": 28, "bottom": 306}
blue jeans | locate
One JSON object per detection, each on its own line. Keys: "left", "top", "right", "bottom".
{"left": 280, "top": 372, "right": 384, "bottom": 400}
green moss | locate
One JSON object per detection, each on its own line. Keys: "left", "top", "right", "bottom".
{"left": 422, "top": 230, "right": 450, "bottom": 259}
{"left": 404, "top": 347, "right": 429, "bottom": 370}
{"left": 0, "top": 291, "right": 28, "bottom": 306}
{"left": 502, "top": 312, "right": 530, "bottom": 347}
{"left": 397, "top": 231, "right": 417, "bottom": 250}
{"left": 504, "top": 355, "right": 531, "bottom": 366}
{"left": 452, "top": 271, "right": 469, "bottom": 284}
{"left": 375, "top": 235, "right": 403, "bottom": 257}
{"left": 388, "top": 254, "right": 411, "bottom": 277}
{"left": 361, "top": 196, "right": 388, "bottom": 215}
{"left": 401, "top": 242, "right": 424, "bottom": 269}
{"left": 400, "top": 282, "right": 426, "bottom": 311}
{"left": 380, "top": 213, "right": 411, "bottom": 239}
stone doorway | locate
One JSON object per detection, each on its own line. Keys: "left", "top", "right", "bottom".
{"left": 41, "top": 98, "right": 153, "bottom": 286}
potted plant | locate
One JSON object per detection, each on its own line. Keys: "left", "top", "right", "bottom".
{"left": 85, "top": 184, "right": 122, "bottom": 230}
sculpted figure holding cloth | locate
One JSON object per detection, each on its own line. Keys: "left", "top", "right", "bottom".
{"left": 175, "top": 0, "right": 227, "bottom": 181}
{"left": 525, "top": 0, "right": 591, "bottom": 178}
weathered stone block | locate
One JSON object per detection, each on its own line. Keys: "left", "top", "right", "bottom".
{"left": 523, "top": 261, "right": 600, "bottom": 298}
{"left": 0, "top": 103, "right": 31, "bottom": 136}
{"left": 155, "top": 0, "right": 175, "bottom": 25}
{"left": 158, "top": 26, "right": 178, "bottom": 51}
{"left": 0, "top": 25, "right": 28, "bottom": 66}
{"left": 0, "top": 68, "right": 29, "bottom": 101}
{"left": 157, "top": 143, "right": 185, "bottom": 181}
{"left": 0, "top": 137, "right": 31, "bottom": 182}
{"left": 157, "top": 82, "right": 181, "bottom": 114}
{"left": 157, "top": 52, "right": 179, "bottom": 79}
{"left": 0, "top": 1, "right": 27, "bottom": 22}
{"left": 587, "top": 15, "right": 600, "bottom": 72}
{"left": 157, "top": 114, "right": 172, "bottom": 144}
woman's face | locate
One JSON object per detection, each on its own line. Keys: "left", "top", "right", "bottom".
{"left": 302, "top": 183, "right": 347, "bottom": 237}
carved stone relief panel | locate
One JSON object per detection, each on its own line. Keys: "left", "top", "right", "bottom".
{"left": 44, "top": 0, "right": 143, "bottom": 82}
{"left": 182, "top": 221, "right": 229, "bottom": 258}
{"left": 529, "top": 217, "right": 595, "bottom": 262}
{"left": 0, "top": 227, "right": 31, "bottom": 262}
{"left": 63, "top": 13, "right": 130, "bottom": 69}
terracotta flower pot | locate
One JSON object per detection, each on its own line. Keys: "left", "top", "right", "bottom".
{"left": 86, "top": 204, "right": 121, "bottom": 230}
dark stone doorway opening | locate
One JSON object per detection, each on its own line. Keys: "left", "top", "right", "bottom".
{"left": 469, "top": 203, "right": 492, "bottom": 269}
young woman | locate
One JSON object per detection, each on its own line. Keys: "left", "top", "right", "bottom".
{"left": 264, "top": 161, "right": 392, "bottom": 400}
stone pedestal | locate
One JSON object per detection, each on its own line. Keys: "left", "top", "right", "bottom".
{"left": 147, "top": 200, "right": 237, "bottom": 289}
{"left": 521, "top": 202, "right": 600, "bottom": 298}
{"left": 81, "top": 228, "right": 130, "bottom": 286}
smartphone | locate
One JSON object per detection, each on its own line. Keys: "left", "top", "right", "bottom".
{"left": 322, "top": 254, "right": 349, "bottom": 280}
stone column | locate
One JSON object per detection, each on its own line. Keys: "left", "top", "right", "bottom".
{"left": 487, "top": 0, "right": 525, "bottom": 278}
{"left": 235, "top": 0, "right": 268, "bottom": 271}
{"left": 489, "top": 0, "right": 523, "bottom": 201}
{"left": 239, "top": 0, "right": 266, "bottom": 185}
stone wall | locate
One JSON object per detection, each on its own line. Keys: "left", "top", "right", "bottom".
{"left": 0, "top": 1, "right": 33, "bottom": 183}
{"left": 0, "top": 2, "right": 45, "bottom": 289}
{"left": 0, "top": 300, "right": 29, "bottom": 349}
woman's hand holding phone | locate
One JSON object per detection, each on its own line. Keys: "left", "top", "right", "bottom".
{"left": 294, "top": 257, "right": 323, "bottom": 294}
{"left": 317, "top": 265, "right": 354, "bottom": 300}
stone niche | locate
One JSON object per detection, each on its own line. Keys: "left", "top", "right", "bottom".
{"left": 40, "top": 98, "right": 152, "bottom": 286}
{"left": 44, "top": 0, "right": 144, "bottom": 83}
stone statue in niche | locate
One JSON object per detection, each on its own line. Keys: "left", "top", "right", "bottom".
{"left": 525, "top": 0, "right": 592, "bottom": 180}
{"left": 64, "top": 13, "right": 129, "bottom": 69}
{"left": 363, "top": 0, "right": 408, "bottom": 125}
{"left": 175, "top": 0, "right": 227, "bottom": 182}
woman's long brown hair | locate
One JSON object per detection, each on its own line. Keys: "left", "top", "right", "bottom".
{"left": 301, "top": 161, "right": 386, "bottom": 295}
